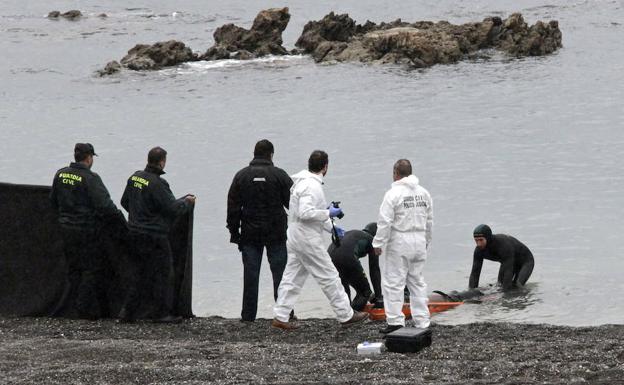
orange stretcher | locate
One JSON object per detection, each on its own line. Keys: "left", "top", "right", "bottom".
{"left": 364, "top": 301, "right": 464, "bottom": 321}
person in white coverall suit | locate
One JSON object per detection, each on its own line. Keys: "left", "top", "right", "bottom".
{"left": 373, "top": 159, "right": 433, "bottom": 334}
{"left": 272, "top": 150, "right": 369, "bottom": 330}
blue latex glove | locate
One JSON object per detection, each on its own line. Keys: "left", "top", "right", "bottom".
{"left": 334, "top": 226, "right": 345, "bottom": 239}
{"left": 329, "top": 205, "right": 343, "bottom": 218}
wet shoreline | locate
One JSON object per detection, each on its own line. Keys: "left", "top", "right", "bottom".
{"left": 1, "top": 316, "right": 622, "bottom": 384}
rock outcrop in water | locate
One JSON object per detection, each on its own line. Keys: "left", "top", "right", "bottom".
{"left": 97, "top": 9, "right": 562, "bottom": 75}
{"left": 119, "top": 40, "right": 198, "bottom": 71}
{"left": 295, "top": 12, "right": 562, "bottom": 67}
{"left": 200, "top": 7, "right": 291, "bottom": 61}
{"left": 47, "top": 10, "right": 83, "bottom": 20}
{"left": 98, "top": 8, "right": 291, "bottom": 75}
{"left": 98, "top": 39, "right": 199, "bottom": 76}
{"left": 97, "top": 61, "right": 122, "bottom": 76}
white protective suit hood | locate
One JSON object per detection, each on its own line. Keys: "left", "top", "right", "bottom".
{"left": 395, "top": 174, "right": 420, "bottom": 190}
{"left": 291, "top": 169, "right": 318, "bottom": 185}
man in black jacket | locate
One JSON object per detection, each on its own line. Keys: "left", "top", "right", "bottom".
{"left": 328, "top": 223, "right": 382, "bottom": 311}
{"left": 469, "top": 224, "right": 535, "bottom": 291}
{"left": 120, "top": 147, "right": 195, "bottom": 323}
{"left": 50, "top": 143, "right": 125, "bottom": 319}
{"left": 227, "top": 139, "right": 293, "bottom": 322}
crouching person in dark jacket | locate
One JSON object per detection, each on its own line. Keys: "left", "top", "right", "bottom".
{"left": 227, "top": 139, "right": 293, "bottom": 322}
{"left": 119, "top": 147, "right": 195, "bottom": 323}
{"left": 328, "top": 223, "right": 382, "bottom": 311}
{"left": 50, "top": 143, "right": 126, "bottom": 319}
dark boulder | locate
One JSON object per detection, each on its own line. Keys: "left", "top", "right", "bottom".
{"left": 62, "top": 10, "right": 83, "bottom": 20}
{"left": 47, "top": 10, "right": 83, "bottom": 20}
{"left": 295, "top": 12, "right": 357, "bottom": 53}
{"left": 202, "top": 46, "right": 231, "bottom": 61}
{"left": 200, "top": 7, "right": 290, "bottom": 61}
{"left": 495, "top": 14, "right": 562, "bottom": 56}
{"left": 97, "top": 61, "right": 122, "bottom": 77}
{"left": 120, "top": 40, "right": 198, "bottom": 71}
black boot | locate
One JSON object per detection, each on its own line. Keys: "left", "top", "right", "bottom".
{"left": 379, "top": 324, "right": 403, "bottom": 334}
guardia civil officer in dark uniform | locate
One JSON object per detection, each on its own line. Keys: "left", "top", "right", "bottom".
{"left": 227, "top": 139, "right": 293, "bottom": 322}
{"left": 470, "top": 224, "right": 535, "bottom": 291}
{"left": 120, "top": 147, "right": 195, "bottom": 323}
{"left": 327, "top": 223, "right": 382, "bottom": 311}
{"left": 50, "top": 143, "right": 125, "bottom": 319}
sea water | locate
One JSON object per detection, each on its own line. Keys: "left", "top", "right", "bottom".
{"left": 1, "top": 0, "right": 623, "bottom": 325}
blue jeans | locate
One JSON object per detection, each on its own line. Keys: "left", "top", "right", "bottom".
{"left": 240, "top": 242, "right": 287, "bottom": 321}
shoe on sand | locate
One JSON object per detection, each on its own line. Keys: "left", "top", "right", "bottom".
{"left": 271, "top": 318, "right": 299, "bottom": 330}
{"left": 341, "top": 311, "right": 369, "bottom": 328}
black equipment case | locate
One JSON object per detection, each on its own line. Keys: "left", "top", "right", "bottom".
{"left": 384, "top": 327, "right": 432, "bottom": 353}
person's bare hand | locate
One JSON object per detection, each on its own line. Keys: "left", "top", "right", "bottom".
{"left": 374, "top": 247, "right": 382, "bottom": 256}
{"left": 185, "top": 194, "right": 196, "bottom": 204}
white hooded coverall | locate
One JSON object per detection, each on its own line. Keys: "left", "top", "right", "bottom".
{"left": 273, "top": 170, "right": 354, "bottom": 323}
{"left": 372, "top": 174, "right": 433, "bottom": 328}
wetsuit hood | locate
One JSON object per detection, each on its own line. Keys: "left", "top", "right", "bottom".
{"left": 473, "top": 224, "right": 493, "bottom": 242}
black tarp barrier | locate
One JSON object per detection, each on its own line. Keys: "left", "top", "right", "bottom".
{"left": 0, "top": 182, "right": 194, "bottom": 318}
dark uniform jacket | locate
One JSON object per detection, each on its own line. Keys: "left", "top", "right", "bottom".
{"left": 50, "top": 162, "right": 122, "bottom": 228}
{"left": 226, "top": 157, "right": 293, "bottom": 245}
{"left": 469, "top": 234, "right": 534, "bottom": 290}
{"left": 121, "top": 165, "right": 189, "bottom": 236}
{"left": 328, "top": 229, "right": 382, "bottom": 301}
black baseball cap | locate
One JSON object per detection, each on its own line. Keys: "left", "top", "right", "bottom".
{"left": 74, "top": 143, "right": 97, "bottom": 156}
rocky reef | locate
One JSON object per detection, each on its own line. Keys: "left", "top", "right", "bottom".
{"left": 296, "top": 12, "right": 562, "bottom": 67}
{"left": 98, "top": 40, "right": 197, "bottom": 75}
{"left": 200, "top": 7, "right": 290, "bottom": 61}
{"left": 120, "top": 40, "right": 198, "bottom": 71}
{"left": 97, "top": 9, "right": 562, "bottom": 75}
{"left": 98, "top": 8, "right": 290, "bottom": 76}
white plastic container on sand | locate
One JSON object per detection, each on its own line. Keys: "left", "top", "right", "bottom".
{"left": 357, "top": 341, "right": 384, "bottom": 355}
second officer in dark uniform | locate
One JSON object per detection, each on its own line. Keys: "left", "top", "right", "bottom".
{"left": 50, "top": 143, "right": 125, "bottom": 319}
{"left": 120, "top": 146, "right": 195, "bottom": 323}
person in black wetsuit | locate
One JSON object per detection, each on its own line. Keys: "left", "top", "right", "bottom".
{"left": 469, "top": 224, "right": 535, "bottom": 291}
{"left": 327, "top": 223, "right": 382, "bottom": 311}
